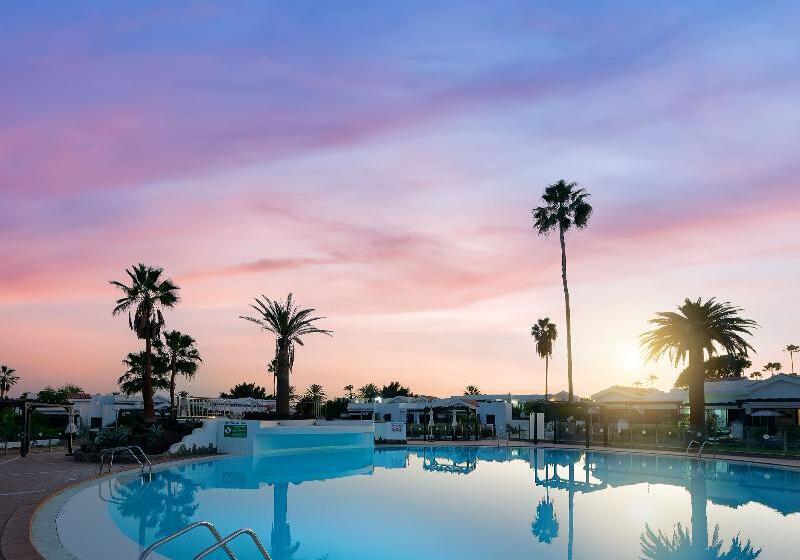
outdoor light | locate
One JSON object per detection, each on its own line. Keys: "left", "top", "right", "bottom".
{"left": 641, "top": 429, "right": 647, "bottom": 435}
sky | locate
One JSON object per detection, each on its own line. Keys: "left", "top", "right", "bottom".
{"left": 1, "top": 1, "right": 799, "bottom": 399}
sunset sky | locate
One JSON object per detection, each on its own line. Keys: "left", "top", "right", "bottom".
{"left": 2, "top": 2, "right": 799, "bottom": 399}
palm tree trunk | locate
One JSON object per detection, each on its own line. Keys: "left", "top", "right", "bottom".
{"left": 688, "top": 343, "right": 705, "bottom": 438}
{"left": 276, "top": 339, "right": 291, "bottom": 418}
{"left": 545, "top": 354, "right": 549, "bottom": 401}
{"left": 559, "top": 226, "right": 574, "bottom": 401}
{"left": 169, "top": 369, "right": 177, "bottom": 419}
{"left": 143, "top": 337, "right": 155, "bottom": 423}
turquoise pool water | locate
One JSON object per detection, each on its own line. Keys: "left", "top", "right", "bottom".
{"left": 103, "top": 447, "right": 800, "bottom": 559}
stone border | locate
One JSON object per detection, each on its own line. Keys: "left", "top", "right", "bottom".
{"left": 29, "top": 444, "right": 800, "bottom": 559}
{"left": 30, "top": 455, "right": 219, "bottom": 560}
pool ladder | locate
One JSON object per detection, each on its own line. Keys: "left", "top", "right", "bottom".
{"left": 685, "top": 439, "right": 717, "bottom": 459}
{"left": 99, "top": 445, "right": 153, "bottom": 477}
{"left": 139, "top": 521, "right": 272, "bottom": 560}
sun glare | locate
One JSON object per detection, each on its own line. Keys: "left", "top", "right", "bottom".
{"left": 617, "top": 342, "right": 643, "bottom": 373}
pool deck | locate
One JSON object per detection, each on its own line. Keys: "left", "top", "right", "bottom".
{"left": 0, "top": 451, "right": 188, "bottom": 560}
{"left": 6, "top": 442, "right": 800, "bottom": 560}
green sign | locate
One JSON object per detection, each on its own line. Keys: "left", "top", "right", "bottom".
{"left": 223, "top": 423, "right": 247, "bottom": 438}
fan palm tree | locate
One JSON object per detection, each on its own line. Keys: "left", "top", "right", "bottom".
{"left": 785, "top": 344, "right": 799, "bottom": 374}
{"left": 531, "top": 318, "right": 558, "bottom": 401}
{"left": 641, "top": 298, "right": 757, "bottom": 437}
{"left": 0, "top": 365, "right": 19, "bottom": 399}
{"left": 762, "top": 362, "right": 782, "bottom": 378}
{"left": 162, "top": 331, "right": 202, "bottom": 416}
{"left": 110, "top": 264, "right": 180, "bottom": 423}
{"left": 532, "top": 180, "right": 592, "bottom": 401}
{"left": 240, "top": 294, "right": 332, "bottom": 418}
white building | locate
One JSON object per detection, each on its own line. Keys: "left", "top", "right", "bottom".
{"left": 69, "top": 393, "right": 171, "bottom": 430}
{"left": 347, "top": 396, "right": 513, "bottom": 437}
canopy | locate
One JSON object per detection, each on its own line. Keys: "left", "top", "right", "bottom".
{"left": 751, "top": 410, "right": 784, "bottom": 417}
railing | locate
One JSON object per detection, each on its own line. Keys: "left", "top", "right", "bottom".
{"left": 699, "top": 439, "right": 717, "bottom": 459}
{"left": 685, "top": 439, "right": 701, "bottom": 458}
{"left": 139, "top": 521, "right": 270, "bottom": 560}
{"left": 99, "top": 445, "right": 152, "bottom": 476}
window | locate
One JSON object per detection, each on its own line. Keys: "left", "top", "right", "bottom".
{"left": 90, "top": 417, "right": 102, "bottom": 429}
{"left": 486, "top": 414, "right": 496, "bottom": 425}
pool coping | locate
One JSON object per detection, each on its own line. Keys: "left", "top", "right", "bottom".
{"left": 29, "top": 443, "right": 800, "bottom": 559}
{"left": 30, "top": 455, "right": 220, "bottom": 560}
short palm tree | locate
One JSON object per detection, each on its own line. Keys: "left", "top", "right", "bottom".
{"left": 762, "top": 362, "right": 782, "bottom": 378}
{"left": 111, "top": 264, "right": 180, "bottom": 423}
{"left": 783, "top": 344, "right": 798, "bottom": 374}
{"left": 533, "top": 180, "right": 592, "bottom": 401}
{"left": 0, "top": 365, "right": 19, "bottom": 399}
{"left": 531, "top": 496, "right": 559, "bottom": 544}
{"left": 162, "top": 330, "right": 202, "bottom": 416}
{"left": 464, "top": 385, "right": 481, "bottom": 396}
{"left": 358, "top": 383, "right": 380, "bottom": 401}
{"left": 531, "top": 318, "right": 557, "bottom": 401}
{"left": 240, "top": 294, "right": 332, "bottom": 418}
{"left": 118, "top": 343, "right": 171, "bottom": 396}
{"left": 304, "top": 384, "right": 326, "bottom": 402}
{"left": 749, "top": 370, "right": 763, "bottom": 380}
{"left": 641, "top": 298, "right": 757, "bottom": 437}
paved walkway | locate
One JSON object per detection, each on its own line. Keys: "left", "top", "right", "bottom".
{"left": 0, "top": 450, "right": 137, "bottom": 560}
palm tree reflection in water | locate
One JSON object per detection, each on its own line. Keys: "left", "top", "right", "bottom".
{"left": 116, "top": 469, "right": 200, "bottom": 552}
{"left": 640, "top": 462, "right": 761, "bottom": 560}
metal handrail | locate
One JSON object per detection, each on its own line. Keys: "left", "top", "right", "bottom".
{"left": 685, "top": 439, "right": 700, "bottom": 458}
{"left": 139, "top": 521, "right": 236, "bottom": 560}
{"left": 699, "top": 439, "right": 717, "bottom": 459}
{"left": 193, "top": 528, "right": 272, "bottom": 560}
{"left": 98, "top": 446, "right": 152, "bottom": 476}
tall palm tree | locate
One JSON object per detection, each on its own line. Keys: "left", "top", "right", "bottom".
{"left": 240, "top": 294, "right": 332, "bottom": 418}
{"left": 641, "top": 298, "right": 757, "bottom": 437}
{"left": 0, "top": 365, "right": 19, "bottom": 399}
{"left": 531, "top": 318, "right": 558, "bottom": 401}
{"left": 533, "top": 180, "right": 592, "bottom": 401}
{"left": 647, "top": 374, "right": 659, "bottom": 387}
{"left": 749, "top": 370, "right": 763, "bottom": 380}
{"left": 110, "top": 264, "right": 179, "bottom": 423}
{"left": 783, "top": 344, "right": 798, "bottom": 374}
{"left": 343, "top": 384, "right": 354, "bottom": 399}
{"left": 162, "top": 330, "right": 202, "bottom": 416}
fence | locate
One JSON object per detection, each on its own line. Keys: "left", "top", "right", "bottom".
{"left": 544, "top": 419, "right": 800, "bottom": 457}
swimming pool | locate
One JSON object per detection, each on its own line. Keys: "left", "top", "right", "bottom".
{"left": 50, "top": 446, "right": 800, "bottom": 559}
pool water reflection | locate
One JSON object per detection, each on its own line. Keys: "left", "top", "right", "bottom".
{"left": 105, "top": 447, "right": 800, "bottom": 559}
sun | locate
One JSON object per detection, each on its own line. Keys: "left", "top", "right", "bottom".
{"left": 617, "top": 342, "right": 643, "bottom": 373}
